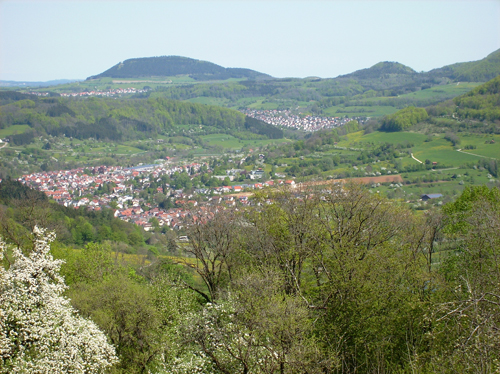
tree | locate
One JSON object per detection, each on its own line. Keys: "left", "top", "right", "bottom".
{"left": 183, "top": 272, "right": 331, "bottom": 374}
{"left": 185, "top": 208, "right": 242, "bottom": 302}
{"left": 0, "top": 227, "right": 117, "bottom": 373}
{"left": 247, "top": 187, "right": 322, "bottom": 296}
{"left": 311, "top": 184, "right": 428, "bottom": 372}
{"left": 70, "top": 275, "right": 164, "bottom": 373}
{"left": 430, "top": 186, "right": 500, "bottom": 372}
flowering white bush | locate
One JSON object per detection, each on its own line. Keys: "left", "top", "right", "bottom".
{"left": 0, "top": 227, "right": 118, "bottom": 373}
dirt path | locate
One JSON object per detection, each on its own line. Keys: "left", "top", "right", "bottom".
{"left": 411, "top": 153, "right": 423, "bottom": 164}
{"left": 457, "top": 149, "right": 497, "bottom": 160}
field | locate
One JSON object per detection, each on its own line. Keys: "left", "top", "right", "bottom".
{"left": 0, "top": 125, "right": 31, "bottom": 137}
{"left": 354, "top": 82, "right": 483, "bottom": 107}
{"left": 324, "top": 105, "right": 398, "bottom": 117}
{"left": 337, "top": 130, "right": 427, "bottom": 146}
{"left": 201, "top": 134, "right": 291, "bottom": 149}
{"left": 395, "top": 82, "right": 482, "bottom": 101}
{"left": 337, "top": 131, "right": 500, "bottom": 168}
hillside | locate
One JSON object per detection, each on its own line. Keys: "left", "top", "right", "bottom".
{"left": 339, "top": 61, "right": 417, "bottom": 80}
{"left": 0, "top": 92, "right": 282, "bottom": 145}
{"left": 16, "top": 49, "right": 498, "bottom": 121}
{"left": 427, "top": 49, "right": 500, "bottom": 82}
{"left": 87, "top": 56, "right": 273, "bottom": 81}
{"left": 143, "top": 50, "right": 500, "bottom": 116}
{"left": 380, "top": 75, "right": 500, "bottom": 134}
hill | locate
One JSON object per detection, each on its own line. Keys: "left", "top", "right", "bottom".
{"left": 339, "top": 61, "right": 417, "bottom": 80}
{"left": 381, "top": 75, "right": 500, "bottom": 133}
{"left": 0, "top": 92, "right": 283, "bottom": 144}
{"left": 87, "top": 56, "right": 273, "bottom": 81}
{"left": 427, "top": 49, "right": 500, "bottom": 82}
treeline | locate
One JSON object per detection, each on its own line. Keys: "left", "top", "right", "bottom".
{"left": 419, "top": 75, "right": 500, "bottom": 134}
{"left": 3, "top": 184, "right": 500, "bottom": 373}
{"left": 0, "top": 93, "right": 282, "bottom": 142}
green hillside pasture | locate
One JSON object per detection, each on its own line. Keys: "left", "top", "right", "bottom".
{"left": 354, "top": 82, "right": 482, "bottom": 108}
{"left": 93, "top": 144, "right": 145, "bottom": 155}
{"left": 397, "top": 82, "right": 481, "bottom": 101}
{"left": 336, "top": 131, "right": 488, "bottom": 167}
{"left": 0, "top": 125, "right": 31, "bottom": 137}
{"left": 412, "top": 138, "right": 478, "bottom": 166}
{"left": 337, "top": 131, "right": 428, "bottom": 148}
{"left": 201, "top": 134, "right": 291, "bottom": 150}
{"left": 456, "top": 133, "right": 500, "bottom": 159}
{"left": 324, "top": 105, "right": 398, "bottom": 117}
{"left": 246, "top": 99, "right": 281, "bottom": 110}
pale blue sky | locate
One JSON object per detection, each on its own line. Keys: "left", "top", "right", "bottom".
{"left": 1, "top": 0, "right": 499, "bottom": 81}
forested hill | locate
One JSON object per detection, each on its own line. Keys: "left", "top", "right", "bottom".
{"left": 0, "top": 92, "right": 283, "bottom": 142}
{"left": 340, "top": 61, "right": 417, "bottom": 80}
{"left": 382, "top": 75, "right": 500, "bottom": 132}
{"left": 427, "top": 74, "right": 500, "bottom": 122}
{"left": 87, "top": 56, "right": 273, "bottom": 81}
{"left": 427, "top": 49, "right": 500, "bottom": 82}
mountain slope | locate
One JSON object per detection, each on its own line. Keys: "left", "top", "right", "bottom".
{"left": 87, "top": 56, "right": 273, "bottom": 81}
{"left": 426, "top": 49, "right": 500, "bottom": 82}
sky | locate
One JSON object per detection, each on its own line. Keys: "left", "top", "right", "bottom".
{"left": 1, "top": 0, "right": 499, "bottom": 81}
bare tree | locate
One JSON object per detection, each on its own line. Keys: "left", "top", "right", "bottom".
{"left": 184, "top": 207, "right": 242, "bottom": 302}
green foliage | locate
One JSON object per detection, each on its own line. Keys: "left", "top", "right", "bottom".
{"left": 244, "top": 115, "right": 283, "bottom": 139}
{"left": 6, "top": 184, "right": 500, "bottom": 373}
{"left": 381, "top": 106, "right": 428, "bottom": 131}
{"left": 453, "top": 75, "right": 500, "bottom": 122}
{"left": 342, "top": 61, "right": 417, "bottom": 79}
{"left": 0, "top": 179, "right": 142, "bottom": 250}
{"left": 0, "top": 93, "right": 285, "bottom": 143}
{"left": 434, "top": 185, "right": 500, "bottom": 371}
{"left": 429, "top": 48, "right": 500, "bottom": 82}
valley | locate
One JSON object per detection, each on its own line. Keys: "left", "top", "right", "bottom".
{"left": 1, "top": 49, "right": 500, "bottom": 374}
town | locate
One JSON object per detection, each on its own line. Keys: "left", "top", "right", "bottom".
{"left": 18, "top": 160, "right": 296, "bottom": 232}
{"left": 27, "top": 87, "right": 149, "bottom": 98}
{"left": 241, "top": 109, "right": 365, "bottom": 132}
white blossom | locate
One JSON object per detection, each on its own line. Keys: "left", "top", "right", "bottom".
{"left": 0, "top": 227, "right": 118, "bottom": 373}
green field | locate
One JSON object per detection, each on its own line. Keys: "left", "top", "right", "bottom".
{"left": 201, "top": 134, "right": 291, "bottom": 150}
{"left": 324, "top": 105, "right": 398, "bottom": 117}
{"left": 396, "top": 82, "right": 482, "bottom": 101}
{"left": 456, "top": 133, "right": 500, "bottom": 159}
{"left": 338, "top": 130, "right": 427, "bottom": 147}
{"left": 355, "top": 82, "right": 482, "bottom": 107}
{"left": 0, "top": 125, "right": 31, "bottom": 137}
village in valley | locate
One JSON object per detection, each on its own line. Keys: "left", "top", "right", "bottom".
{"left": 17, "top": 159, "right": 298, "bottom": 232}
{"left": 242, "top": 109, "right": 364, "bottom": 132}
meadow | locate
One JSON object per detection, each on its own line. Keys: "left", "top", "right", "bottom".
{"left": 0, "top": 125, "right": 31, "bottom": 137}
{"left": 201, "top": 133, "right": 291, "bottom": 149}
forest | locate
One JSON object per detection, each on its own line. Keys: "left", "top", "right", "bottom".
{"left": 0, "top": 93, "right": 282, "bottom": 143}
{"left": 1, "top": 182, "right": 499, "bottom": 373}
{"left": 87, "top": 56, "right": 272, "bottom": 81}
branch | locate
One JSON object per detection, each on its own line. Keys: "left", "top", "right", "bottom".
{"left": 181, "top": 279, "right": 212, "bottom": 304}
